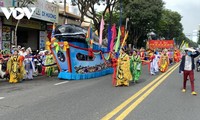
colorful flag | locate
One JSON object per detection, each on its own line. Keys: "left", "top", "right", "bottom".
{"left": 86, "top": 25, "right": 90, "bottom": 39}
{"left": 179, "top": 40, "right": 185, "bottom": 49}
{"left": 99, "top": 16, "right": 105, "bottom": 45}
{"left": 115, "top": 27, "right": 121, "bottom": 52}
{"left": 51, "top": 23, "right": 56, "bottom": 41}
{"left": 181, "top": 42, "right": 186, "bottom": 50}
{"left": 90, "top": 25, "right": 93, "bottom": 40}
{"left": 89, "top": 25, "right": 93, "bottom": 48}
{"left": 107, "top": 24, "right": 112, "bottom": 52}
{"left": 185, "top": 42, "right": 189, "bottom": 48}
{"left": 110, "top": 24, "right": 117, "bottom": 51}
{"left": 121, "top": 31, "right": 129, "bottom": 48}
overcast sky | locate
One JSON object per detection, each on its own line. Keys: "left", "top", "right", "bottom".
{"left": 163, "top": 0, "right": 200, "bottom": 42}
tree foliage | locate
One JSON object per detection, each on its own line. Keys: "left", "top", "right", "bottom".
{"left": 18, "top": 0, "right": 35, "bottom": 6}
{"left": 121, "top": 0, "right": 164, "bottom": 46}
{"left": 156, "top": 9, "right": 183, "bottom": 40}
{"left": 14, "top": 0, "right": 36, "bottom": 46}
{"left": 73, "top": 0, "right": 118, "bottom": 31}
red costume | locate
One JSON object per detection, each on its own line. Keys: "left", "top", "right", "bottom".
{"left": 174, "top": 50, "right": 181, "bottom": 63}
{"left": 111, "top": 53, "right": 117, "bottom": 86}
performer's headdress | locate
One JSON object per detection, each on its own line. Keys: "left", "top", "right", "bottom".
{"left": 163, "top": 49, "right": 168, "bottom": 52}
{"left": 26, "top": 47, "right": 32, "bottom": 53}
{"left": 13, "top": 48, "right": 19, "bottom": 53}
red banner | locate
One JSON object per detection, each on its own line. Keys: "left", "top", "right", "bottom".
{"left": 148, "top": 40, "right": 174, "bottom": 49}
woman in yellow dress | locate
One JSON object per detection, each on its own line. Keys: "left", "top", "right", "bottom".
{"left": 159, "top": 49, "right": 170, "bottom": 73}
{"left": 7, "top": 49, "right": 25, "bottom": 83}
{"left": 116, "top": 49, "right": 132, "bottom": 86}
{"left": 45, "top": 51, "right": 55, "bottom": 77}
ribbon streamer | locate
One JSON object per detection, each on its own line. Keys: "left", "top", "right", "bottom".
{"left": 53, "top": 42, "right": 60, "bottom": 53}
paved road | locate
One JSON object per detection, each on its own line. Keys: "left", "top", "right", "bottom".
{"left": 0, "top": 64, "right": 200, "bottom": 120}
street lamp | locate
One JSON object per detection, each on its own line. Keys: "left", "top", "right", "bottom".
{"left": 125, "top": 18, "right": 129, "bottom": 31}
{"left": 147, "top": 32, "right": 156, "bottom": 40}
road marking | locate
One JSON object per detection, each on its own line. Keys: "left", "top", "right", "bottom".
{"left": 115, "top": 63, "right": 180, "bottom": 120}
{"left": 0, "top": 97, "right": 5, "bottom": 100}
{"left": 101, "top": 63, "right": 179, "bottom": 120}
{"left": 54, "top": 81, "right": 69, "bottom": 86}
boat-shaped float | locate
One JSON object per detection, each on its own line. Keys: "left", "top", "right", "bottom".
{"left": 49, "top": 24, "right": 113, "bottom": 80}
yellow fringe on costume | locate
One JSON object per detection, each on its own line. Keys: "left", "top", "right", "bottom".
{"left": 7, "top": 55, "right": 26, "bottom": 83}
{"left": 116, "top": 53, "right": 132, "bottom": 86}
{"left": 159, "top": 54, "right": 169, "bottom": 73}
{"left": 45, "top": 54, "right": 56, "bottom": 76}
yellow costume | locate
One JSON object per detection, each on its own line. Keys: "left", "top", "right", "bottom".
{"left": 116, "top": 52, "right": 132, "bottom": 86}
{"left": 159, "top": 53, "right": 169, "bottom": 73}
{"left": 7, "top": 55, "right": 25, "bottom": 83}
{"left": 45, "top": 54, "right": 55, "bottom": 77}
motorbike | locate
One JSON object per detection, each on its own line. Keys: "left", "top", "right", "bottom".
{"left": 0, "top": 56, "right": 9, "bottom": 79}
{"left": 196, "top": 57, "right": 200, "bottom": 72}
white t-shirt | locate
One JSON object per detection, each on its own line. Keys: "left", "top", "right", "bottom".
{"left": 184, "top": 55, "right": 192, "bottom": 71}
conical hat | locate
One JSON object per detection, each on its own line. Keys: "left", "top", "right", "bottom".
{"left": 184, "top": 48, "right": 195, "bottom": 52}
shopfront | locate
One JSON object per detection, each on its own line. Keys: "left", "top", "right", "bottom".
{"left": 0, "top": 0, "right": 59, "bottom": 53}
{"left": 2, "top": 17, "right": 47, "bottom": 52}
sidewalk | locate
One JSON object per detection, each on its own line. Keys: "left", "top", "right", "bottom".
{"left": 0, "top": 71, "right": 59, "bottom": 83}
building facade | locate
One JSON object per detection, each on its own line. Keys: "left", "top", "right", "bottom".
{"left": 0, "top": 0, "right": 59, "bottom": 53}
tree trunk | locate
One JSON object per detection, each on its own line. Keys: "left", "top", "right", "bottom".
{"left": 14, "top": 20, "right": 20, "bottom": 46}
{"left": 80, "top": 15, "right": 84, "bottom": 25}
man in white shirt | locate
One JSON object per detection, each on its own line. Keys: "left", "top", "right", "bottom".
{"left": 179, "top": 48, "right": 200, "bottom": 95}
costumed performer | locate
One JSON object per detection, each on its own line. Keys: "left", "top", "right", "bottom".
{"left": 7, "top": 49, "right": 25, "bottom": 83}
{"left": 140, "top": 47, "right": 145, "bottom": 64}
{"left": 149, "top": 50, "right": 156, "bottom": 75}
{"left": 24, "top": 48, "right": 35, "bottom": 80}
{"left": 116, "top": 49, "right": 132, "bottom": 86}
{"left": 130, "top": 50, "right": 142, "bottom": 83}
{"left": 159, "top": 49, "right": 170, "bottom": 72}
{"left": 154, "top": 51, "right": 160, "bottom": 73}
{"left": 45, "top": 51, "right": 55, "bottom": 77}
{"left": 111, "top": 50, "right": 118, "bottom": 86}
{"left": 174, "top": 49, "right": 181, "bottom": 63}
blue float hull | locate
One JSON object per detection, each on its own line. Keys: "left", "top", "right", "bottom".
{"left": 51, "top": 42, "right": 113, "bottom": 80}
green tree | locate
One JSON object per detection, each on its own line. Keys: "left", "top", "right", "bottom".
{"left": 121, "top": 0, "right": 164, "bottom": 46}
{"left": 72, "top": 0, "right": 93, "bottom": 24}
{"left": 156, "top": 9, "right": 183, "bottom": 41}
{"left": 14, "top": 0, "right": 36, "bottom": 46}
{"left": 73, "top": 0, "right": 118, "bottom": 31}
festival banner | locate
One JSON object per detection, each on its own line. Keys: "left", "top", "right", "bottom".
{"left": 148, "top": 40, "right": 174, "bottom": 50}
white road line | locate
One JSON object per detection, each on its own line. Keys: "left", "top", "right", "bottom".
{"left": 0, "top": 97, "right": 5, "bottom": 100}
{"left": 54, "top": 81, "right": 69, "bottom": 86}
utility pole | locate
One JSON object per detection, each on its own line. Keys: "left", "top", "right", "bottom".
{"left": 64, "top": 0, "right": 67, "bottom": 24}
{"left": 197, "top": 25, "right": 200, "bottom": 46}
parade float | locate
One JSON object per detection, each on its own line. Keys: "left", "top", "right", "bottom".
{"left": 47, "top": 24, "right": 113, "bottom": 80}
